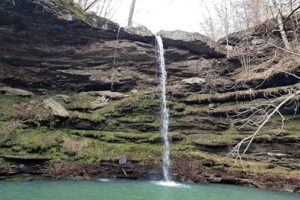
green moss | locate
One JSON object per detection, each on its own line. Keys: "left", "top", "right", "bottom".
{"left": 190, "top": 127, "right": 240, "bottom": 146}
{"left": 1, "top": 87, "right": 298, "bottom": 178}
{"left": 186, "top": 83, "right": 300, "bottom": 104}
{"left": 74, "top": 92, "right": 161, "bottom": 127}
{"left": 0, "top": 95, "right": 25, "bottom": 105}
{"left": 72, "top": 111, "right": 106, "bottom": 123}
{"left": 0, "top": 125, "right": 191, "bottom": 164}
{"left": 77, "top": 142, "right": 162, "bottom": 164}
{"left": 72, "top": 3, "right": 88, "bottom": 20}
{"left": 68, "top": 94, "right": 93, "bottom": 110}
{"left": 283, "top": 118, "right": 300, "bottom": 135}
{"left": 49, "top": 0, "right": 92, "bottom": 24}
{"left": 14, "top": 129, "right": 62, "bottom": 153}
{"left": 0, "top": 95, "right": 28, "bottom": 121}
{"left": 69, "top": 129, "right": 184, "bottom": 144}
{"left": 117, "top": 115, "right": 155, "bottom": 123}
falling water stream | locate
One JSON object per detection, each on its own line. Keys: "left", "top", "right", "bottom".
{"left": 155, "top": 35, "right": 172, "bottom": 183}
{"left": 111, "top": 26, "right": 122, "bottom": 91}
{"left": 110, "top": 32, "right": 172, "bottom": 184}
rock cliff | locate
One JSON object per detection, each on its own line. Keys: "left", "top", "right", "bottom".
{"left": 0, "top": 0, "right": 299, "bottom": 192}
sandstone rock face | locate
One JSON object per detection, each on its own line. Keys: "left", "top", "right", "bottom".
{"left": 0, "top": 0, "right": 235, "bottom": 93}
{"left": 158, "top": 30, "right": 226, "bottom": 58}
{"left": 121, "top": 26, "right": 154, "bottom": 42}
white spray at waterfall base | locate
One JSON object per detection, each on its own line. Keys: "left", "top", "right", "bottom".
{"left": 155, "top": 35, "right": 173, "bottom": 183}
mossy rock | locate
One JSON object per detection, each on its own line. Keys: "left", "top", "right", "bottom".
{"left": 2, "top": 155, "right": 52, "bottom": 161}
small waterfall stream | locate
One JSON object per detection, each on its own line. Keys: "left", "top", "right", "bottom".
{"left": 155, "top": 35, "right": 171, "bottom": 182}
{"left": 111, "top": 26, "right": 122, "bottom": 91}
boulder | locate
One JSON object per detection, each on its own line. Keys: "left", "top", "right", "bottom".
{"left": 43, "top": 98, "right": 69, "bottom": 118}
{"left": 158, "top": 30, "right": 226, "bottom": 58}
{"left": 118, "top": 26, "right": 154, "bottom": 43}
{"left": 182, "top": 77, "right": 206, "bottom": 85}
{"left": 123, "top": 26, "right": 153, "bottom": 37}
{"left": 0, "top": 86, "right": 34, "bottom": 97}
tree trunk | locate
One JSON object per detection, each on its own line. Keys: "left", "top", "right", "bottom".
{"left": 127, "top": 0, "right": 136, "bottom": 26}
{"left": 272, "top": 0, "right": 293, "bottom": 51}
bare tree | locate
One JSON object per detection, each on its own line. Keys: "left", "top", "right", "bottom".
{"left": 96, "top": 0, "right": 121, "bottom": 18}
{"left": 271, "top": 0, "right": 293, "bottom": 50}
{"left": 74, "top": 0, "right": 100, "bottom": 10}
{"left": 127, "top": 0, "right": 137, "bottom": 26}
{"left": 229, "top": 85, "right": 300, "bottom": 161}
{"left": 215, "top": 0, "right": 231, "bottom": 48}
{"left": 226, "top": 0, "right": 300, "bottom": 158}
{"left": 203, "top": 1, "right": 300, "bottom": 162}
{"left": 84, "top": 0, "right": 101, "bottom": 11}
{"left": 73, "top": 0, "right": 121, "bottom": 19}
{"left": 200, "top": 4, "right": 218, "bottom": 41}
{"left": 200, "top": 0, "right": 271, "bottom": 40}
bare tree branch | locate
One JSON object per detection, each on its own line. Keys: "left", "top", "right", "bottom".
{"left": 283, "top": 4, "right": 300, "bottom": 28}
{"left": 229, "top": 89, "right": 299, "bottom": 159}
{"left": 85, "top": 0, "right": 101, "bottom": 11}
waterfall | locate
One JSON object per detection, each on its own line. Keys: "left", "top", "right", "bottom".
{"left": 111, "top": 26, "right": 122, "bottom": 91}
{"left": 155, "top": 35, "right": 171, "bottom": 182}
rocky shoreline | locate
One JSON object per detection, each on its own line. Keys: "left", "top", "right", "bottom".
{"left": 1, "top": 159, "right": 299, "bottom": 193}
